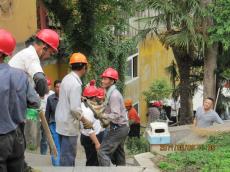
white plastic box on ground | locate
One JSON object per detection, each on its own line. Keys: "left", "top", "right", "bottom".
{"left": 146, "top": 122, "right": 171, "bottom": 144}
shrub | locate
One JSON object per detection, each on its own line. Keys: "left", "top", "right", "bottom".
{"left": 126, "top": 136, "right": 150, "bottom": 155}
{"left": 143, "top": 79, "right": 172, "bottom": 104}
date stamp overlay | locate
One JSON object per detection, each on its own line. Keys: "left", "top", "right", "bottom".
{"left": 160, "top": 144, "right": 216, "bottom": 151}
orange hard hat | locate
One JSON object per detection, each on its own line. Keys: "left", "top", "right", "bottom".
{"left": 69, "top": 53, "right": 88, "bottom": 65}
{"left": 0, "top": 29, "right": 16, "bottom": 56}
{"left": 124, "top": 99, "right": 132, "bottom": 107}
{"left": 97, "top": 88, "right": 105, "bottom": 99}
{"left": 101, "top": 67, "right": 119, "bottom": 80}
{"left": 83, "top": 80, "right": 98, "bottom": 97}
{"left": 36, "top": 29, "right": 60, "bottom": 52}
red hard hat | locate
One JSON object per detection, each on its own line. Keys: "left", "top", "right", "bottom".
{"left": 46, "top": 78, "right": 52, "bottom": 86}
{"left": 0, "top": 29, "right": 16, "bottom": 56}
{"left": 101, "top": 67, "right": 119, "bottom": 80}
{"left": 97, "top": 88, "right": 105, "bottom": 99}
{"left": 83, "top": 80, "right": 98, "bottom": 97}
{"left": 36, "top": 29, "right": 59, "bottom": 52}
{"left": 153, "top": 101, "right": 161, "bottom": 107}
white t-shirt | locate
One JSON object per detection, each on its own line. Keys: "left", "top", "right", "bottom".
{"left": 170, "top": 99, "right": 180, "bottom": 117}
{"left": 9, "top": 45, "right": 43, "bottom": 86}
{"left": 40, "top": 90, "right": 55, "bottom": 112}
{"left": 80, "top": 102, "right": 103, "bottom": 136}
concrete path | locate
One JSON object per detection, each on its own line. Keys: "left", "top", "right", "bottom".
{"left": 34, "top": 166, "right": 157, "bottom": 172}
{"left": 25, "top": 136, "right": 145, "bottom": 171}
{"left": 134, "top": 152, "right": 160, "bottom": 172}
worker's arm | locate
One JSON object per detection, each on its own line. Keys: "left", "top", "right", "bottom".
{"left": 69, "top": 85, "right": 93, "bottom": 129}
{"left": 45, "top": 96, "right": 51, "bottom": 123}
{"left": 89, "top": 132, "right": 100, "bottom": 151}
{"left": 26, "top": 79, "right": 40, "bottom": 109}
{"left": 33, "top": 72, "right": 48, "bottom": 97}
{"left": 213, "top": 112, "right": 224, "bottom": 124}
{"left": 101, "top": 93, "right": 122, "bottom": 121}
{"left": 25, "top": 56, "right": 48, "bottom": 97}
{"left": 69, "top": 84, "right": 83, "bottom": 120}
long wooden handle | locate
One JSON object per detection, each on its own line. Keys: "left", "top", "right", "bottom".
{"left": 214, "top": 87, "right": 221, "bottom": 110}
{"left": 39, "top": 111, "right": 58, "bottom": 158}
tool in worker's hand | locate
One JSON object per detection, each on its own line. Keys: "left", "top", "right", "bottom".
{"left": 39, "top": 111, "right": 58, "bottom": 158}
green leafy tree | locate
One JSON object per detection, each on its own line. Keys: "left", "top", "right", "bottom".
{"left": 42, "top": 0, "right": 137, "bottom": 93}
{"left": 138, "top": 0, "right": 206, "bottom": 124}
{"left": 165, "top": 60, "right": 179, "bottom": 91}
{"left": 143, "top": 79, "right": 172, "bottom": 104}
{"left": 208, "top": 0, "right": 230, "bottom": 50}
{"left": 208, "top": 0, "right": 230, "bottom": 84}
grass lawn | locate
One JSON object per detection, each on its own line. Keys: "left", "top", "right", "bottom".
{"left": 157, "top": 133, "right": 230, "bottom": 172}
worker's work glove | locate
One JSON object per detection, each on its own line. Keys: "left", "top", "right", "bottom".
{"left": 26, "top": 108, "right": 39, "bottom": 121}
{"left": 71, "top": 110, "right": 82, "bottom": 120}
{"left": 100, "top": 118, "right": 110, "bottom": 128}
{"left": 81, "top": 117, "right": 93, "bottom": 129}
{"left": 87, "top": 99, "right": 98, "bottom": 106}
{"left": 129, "top": 119, "right": 135, "bottom": 126}
{"left": 91, "top": 104, "right": 106, "bottom": 119}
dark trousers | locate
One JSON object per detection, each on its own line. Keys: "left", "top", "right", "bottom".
{"left": 80, "top": 131, "right": 104, "bottom": 166}
{"left": 128, "top": 123, "right": 140, "bottom": 138}
{"left": 59, "top": 135, "right": 77, "bottom": 166}
{"left": 0, "top": 127, "right": 25, "bottom": 172}
{"left": 97, "top": 124, "right": 129, "bottom": 166}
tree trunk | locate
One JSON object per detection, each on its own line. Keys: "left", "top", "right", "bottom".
{"left": 204, "top": 44, "right": 218, "bottom": 99}
{"left": 173, "top": 48, "right": 193, "bottom": 124}
{"left": 201, "top": 0, "right": 218, "bottom": 100}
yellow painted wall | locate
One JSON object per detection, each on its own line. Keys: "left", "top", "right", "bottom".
{"left": 43, "top": 63, "right": 69, "bottom": 87}
{"left": 0, "top": 0, "right": 37, "bottom": 43}
{"left": 125, "top": 37, "right": 174, "bottom": 124}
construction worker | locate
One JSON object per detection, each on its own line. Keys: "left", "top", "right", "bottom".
{"left": 8, "top": 29, "right": 59, "bottom": 172}
{"left": 158, "top": 101, "right": 168, "bottom": 121}
{"left": 96, "top": 88, "right": 110, "bottom": 139}
{"left": 45, "top": 80, "right": 62, "bottom": 166}
{"left": 80, "top": 80, "right": 104, "bottom": 166}
{"left": 40, "top": 78, "right": 54, "bottom": 155}
{"left": 0, "top": 29, "right": 40, "bottom": 172}
{"left": 147, "top": 101, "right": 161, "bottom": 124}
{"left": 55, "top": 53, "right": 93, "bottom": 166}
{"left": 124, "top": 99, "right": 140, "bottom": 138}
{"left": 9, "top": 29, "right": 60, "bottom": 97}
{"left": 95, "top": 67, "right": 129, "bottom": 166}
{"left": 96, "top": 88, "right": 106, "bottom": 104}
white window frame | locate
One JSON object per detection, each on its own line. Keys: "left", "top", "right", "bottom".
{"left": 133, "top": 101, "right": 140, "bottom": 116}
{"left": 125, "top": 53, "right": 139, "bottom": 84}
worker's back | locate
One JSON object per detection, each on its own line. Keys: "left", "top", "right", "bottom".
{"left": 0, "top": 63, "right": 40, "bottom": 134}
{"left": 8, "top": 45, "right": 43, "bottom": 86}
